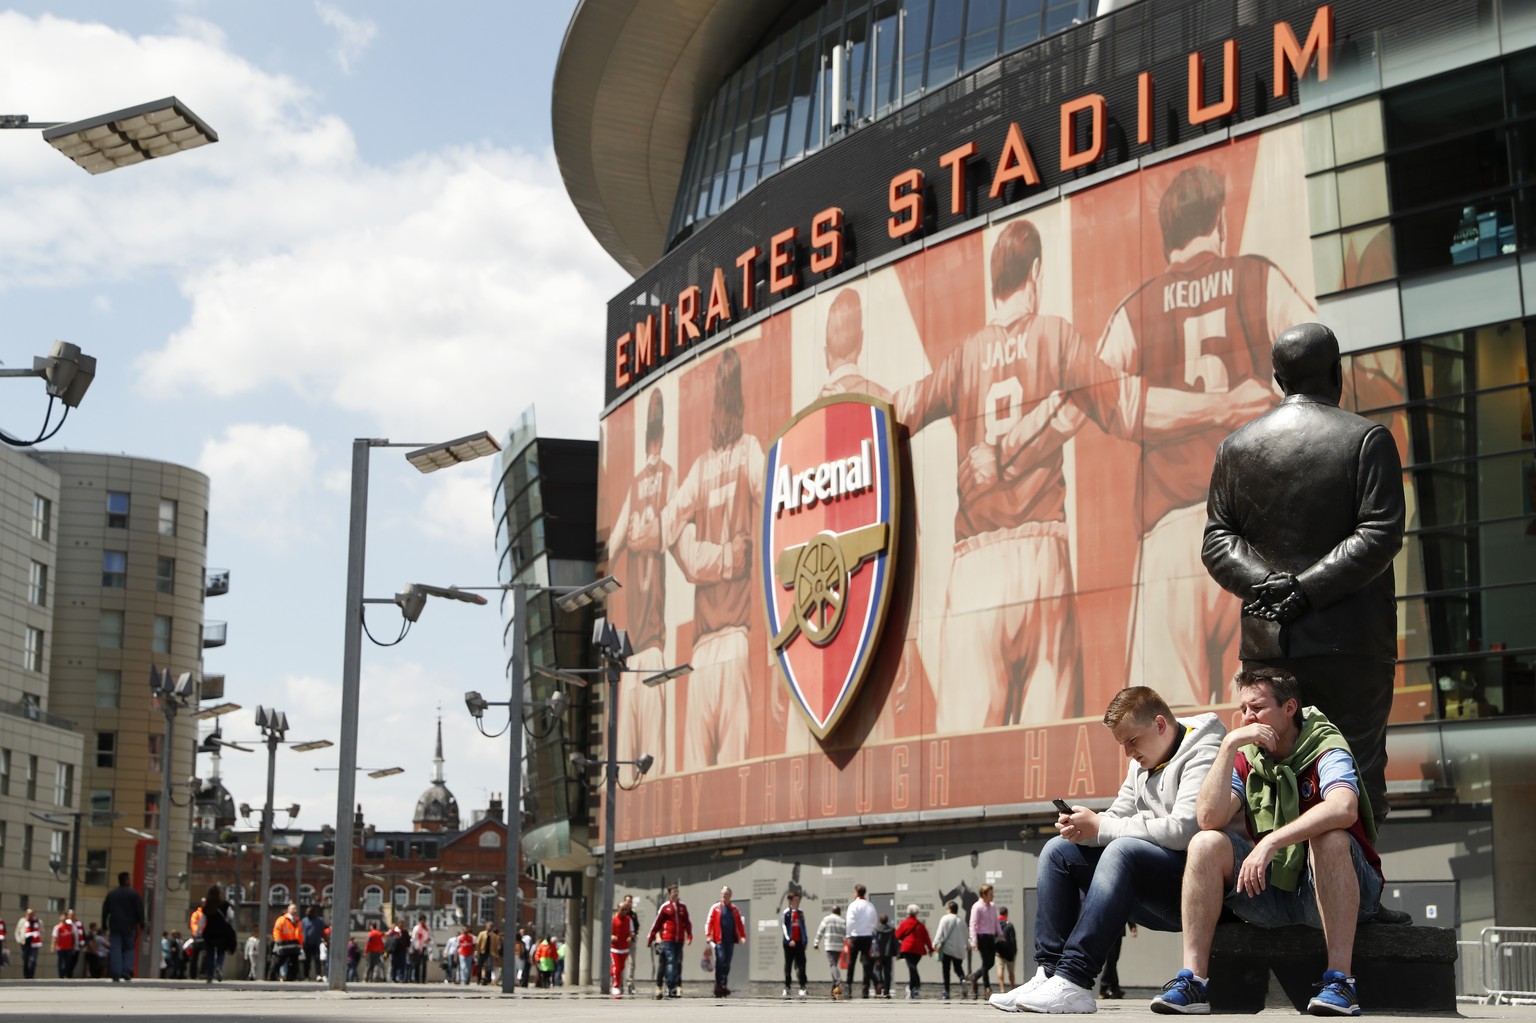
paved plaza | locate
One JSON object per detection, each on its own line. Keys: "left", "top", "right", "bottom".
{"left": 0, "top": 980, "right": 1521, "bottom": 1021}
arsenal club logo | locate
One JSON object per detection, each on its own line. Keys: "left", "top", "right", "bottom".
{"left": 761, "top": 395, "right": 901, "bottom": 739}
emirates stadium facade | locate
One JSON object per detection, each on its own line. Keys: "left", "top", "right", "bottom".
{"left": 553, "top": 0, "right": 1536, "bottom": 988}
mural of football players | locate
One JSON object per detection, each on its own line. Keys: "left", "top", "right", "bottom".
{"left": 819, "top": 289, "right": 893, "bottom": 403}
{"left": 607, "top": 388, "right": 676, "bottom": 774}
{"left": 1098, "top": 164, "right": 1314, "bottom": 707}
{"left": 663, "top": 348, "right": 765, "bottom": 768}
{"left": 896, "top": 219, "right": 1122, "bottom": 731}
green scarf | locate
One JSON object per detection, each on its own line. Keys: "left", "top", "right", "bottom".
{"left": 1242, "top": 707, "right": 1375, "bottom": 893}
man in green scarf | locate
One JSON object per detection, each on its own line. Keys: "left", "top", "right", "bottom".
{"left": 1150, "top": 667, "right": 1383, "bottom": 1018}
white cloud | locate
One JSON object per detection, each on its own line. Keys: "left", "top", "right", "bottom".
{"left": 314, "top": 2, "right": 377, "bottom": 74}
{"left": 136, "top": 147, "right": 623, "bottom": 441}
{"left": 197, "top": 423, "right": 319, "bottom": 549}
{"left": 414, "top": 461, "right": 497, "bottom": 554}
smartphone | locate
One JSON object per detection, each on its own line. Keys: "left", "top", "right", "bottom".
{"left": 1052, "top": 798, "right": 1073, "bottom": 814}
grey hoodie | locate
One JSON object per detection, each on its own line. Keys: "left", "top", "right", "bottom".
{"left": 1091, "top": 711, "right": 1224, "bottom": 852}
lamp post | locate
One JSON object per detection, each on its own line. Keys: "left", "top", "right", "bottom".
{"left": 329, "top": 432, "right": 500, "bottom": 992}
{"left": 148, "top": 667, "right": 194, "bottom": 975}
{"left": 456, "top": 575, "right": 618, "bottom": 994}
{"left": 34, "top": 809, "right": 122, "bottom": 912}
{"left": 244, "top": 706, "right": 330, "bottom": 982}
{"left": 572, "top": 619, "right": 689, "bottom": 995}
{"left": 2, "top": 97, "right": 217, "bottom": 448}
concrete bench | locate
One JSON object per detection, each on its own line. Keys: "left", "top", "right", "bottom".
{"left": 1207, "top": 921, "right": 1458, "bottom": 1013}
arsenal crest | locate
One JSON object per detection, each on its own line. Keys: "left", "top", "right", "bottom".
{"left": 761, "top": 395, "right": 901, "bottom": 739}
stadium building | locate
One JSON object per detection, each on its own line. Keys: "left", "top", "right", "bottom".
{"left": 551, "top": 0, "right": 1536, "bottom": 989}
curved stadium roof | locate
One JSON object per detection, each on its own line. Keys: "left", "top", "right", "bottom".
{"left": 552, "top": 0, "right": 786, "bottom": 276}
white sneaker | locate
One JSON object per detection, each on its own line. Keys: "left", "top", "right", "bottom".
{"left": 782, "top": 988, "right": 790, "bottom": 999}
{"left": 991, "top": 967, "right": 1051, "bottom": 1012}
{"left": 799, "top": 989, "right": 807, "bottom": 999}
{"left": 1019, "top": 974, "right": 1098, "bottom": 1014}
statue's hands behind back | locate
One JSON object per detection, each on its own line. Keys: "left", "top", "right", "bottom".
{"left": 1242, "top": 572, "right": 1311, "bottom": 623}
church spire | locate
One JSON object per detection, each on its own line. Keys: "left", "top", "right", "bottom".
{"left": 432, "top": 711, "right": 445, "bottom": 783}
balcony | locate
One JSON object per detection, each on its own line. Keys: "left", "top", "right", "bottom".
{"left": 206, "top": 568, "right": 230, "bottom": 597}
{"left": 0, "top": 697, "right": 74, "bottom": 731}
{"left": 203, "top": 621, "right": 227, "bottom": 648}
{"left": 201, "top": 673, "right": 226, "bottom": 700}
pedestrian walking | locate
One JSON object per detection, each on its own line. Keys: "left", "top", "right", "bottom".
{"left": 19, "top": 908, "right": 44, "bottom": 979}
{"left": 812, "top": 903, "right": 846, "bottom": 998}
{"left": 780, "top": 891, "right": 809, "bottom": 998}
{"left": 895, "top": 904, "right": 934, "bottom": 999}
{"left": 933, "top": 901, "right": 966, "bottom": 1000}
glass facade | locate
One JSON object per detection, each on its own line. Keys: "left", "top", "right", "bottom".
{"left": 667, "top": 0, "right": 1092, "bottom": 244}
{"left": 1309, "top": 49, "right": 1536, "bottom": 294}
{"left": 1345, "top": 320, "right": 1536, "bottom": 723}
{"left": 490, "top": 408, "right": 601, "bottom": 858}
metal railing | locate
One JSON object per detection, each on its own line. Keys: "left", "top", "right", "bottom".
{"left": 0, "top": 697, "right": 74, "bottom": 730}
{"left": 1478, "top": 927, "right": 1536, "bottom": 1005}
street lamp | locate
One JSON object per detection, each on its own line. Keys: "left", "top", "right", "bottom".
{"left": 1, "top": 96, "right": 217, "bottom": 448}
{"left": 313, "top": 766, "right": 405, "bottom": 779}
{"left": 453, "top": 575, "right": 619, "bottom": 993}
{"left": 0, "top": 341, "right": 98, "bottom": 446}
{"left": 33, "top": 809, "right": 122, "bottom": 911}
{"left": 148, "top": 665, "right": 195, "bottom": 974}
{"left": 1, "top": 96, "right": 218, "bottom": 173}
{"left": 329, "top": 431, "right": 500, "bottom": 992}
{"left": 243, "top": 706, "right": 330, "bottom": 982}
{"left": 587, "top": 619, "right": 689, "bottom": 994}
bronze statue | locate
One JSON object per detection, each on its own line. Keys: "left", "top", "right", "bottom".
{"left": 1202, "top": 322, "right": 1405, "bottom": 827}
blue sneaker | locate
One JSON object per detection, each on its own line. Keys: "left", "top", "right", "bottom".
{"left": 1307, "top": 971, "right": 1361, "bottom": 1016}
{"left": 1150, "top": 969, "right": 1210, "bottom": 1014}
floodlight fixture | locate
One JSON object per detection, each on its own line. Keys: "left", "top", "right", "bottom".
{"left": 286, "top": 804, "right": 301, "bottom": 818}
{"left": 569, "top": 752, "right": 590, "bottom": 770}
{"left": 642, "top": 663, "right": 693, "bottom": 688}
{"left": 238, "top": 803, "right": 252, "bottom": 819}
{"left": 191, "top": 701, "right": 242, "bottom": 720}
{"left": 26, "top": 340, "right": 97, "bottom": 406}
{"left": 555, "top": 575, "right": 621, "bottom": 612}
{"left": 546, "top": 689, "right": 569, "bottom": 718}
{"left": 124, "top": 827, "right": 157, "bottom": 841}
{"left": 367, "top": 767, "right": 404, "bottom": 778}
{"left": 635, "top": 753, "right": 655, "bottom": 776}
{"left": 592, "top": 619, "right": 633, "bottom": 660}
{"left": 37, "top": 96, "right": 218, "bottom": 174}
{"left": 395, "top": 582, "right": 488, "bottom": 622}
{"left": 464, "top": 690, "right": 489, "bottom": 719}
{"left": 291, "top": 739, "right": 334, "bottom": 752}
{"left": 404, "top": 431, "right": 501, "bottom": 474}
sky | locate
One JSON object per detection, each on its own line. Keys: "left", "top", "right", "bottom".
{"left": 0, "top": 2, "right": 630, "bottom": 833}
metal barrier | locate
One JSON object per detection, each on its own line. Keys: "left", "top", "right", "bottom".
{"left": 1481, "top": 927, "right": 1536, "bottom": 1005}
{"left": 1456, "top": 940, "right": 1484, "bottom": 1002}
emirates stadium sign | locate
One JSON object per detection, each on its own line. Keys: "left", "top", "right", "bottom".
{"left": 761, "top": 395, "right": 901, "bottom": 739}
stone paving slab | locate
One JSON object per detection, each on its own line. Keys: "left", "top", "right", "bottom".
{"left": 0, "top": 979, "right": 1524, "bottom": 1021}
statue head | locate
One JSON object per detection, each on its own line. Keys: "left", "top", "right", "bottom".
{"left": 1272, "top": 322, "right": 1343, "bottom": 404}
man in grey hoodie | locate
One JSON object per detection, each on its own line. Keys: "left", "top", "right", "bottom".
{"left": 992, "top": 686, "right": 1224, "bottom": 1014}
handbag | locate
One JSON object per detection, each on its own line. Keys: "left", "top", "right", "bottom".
{"left": 837, "top": 938, "right": 851, "bottom": 971}
{"left": 701, "top": 943, "right": 714, "bottom": 972}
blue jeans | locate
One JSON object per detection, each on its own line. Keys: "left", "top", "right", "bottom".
{"left": 108, "top": 930, "right": 134, "bottom": 980}
{"left": 204, "top": 948, "right": 225, "bottom": 981}
{"left": 714, "top": 940, "right": 736, "bottom": 989}
{"left": 458, "top": 954, "right": 473, "bottom": 985}
{"left": 660, "top": 940, "right": 683, "bottom": 990}
{"left": 1034, "top": 836, "right": 1185, "bottom": 988}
